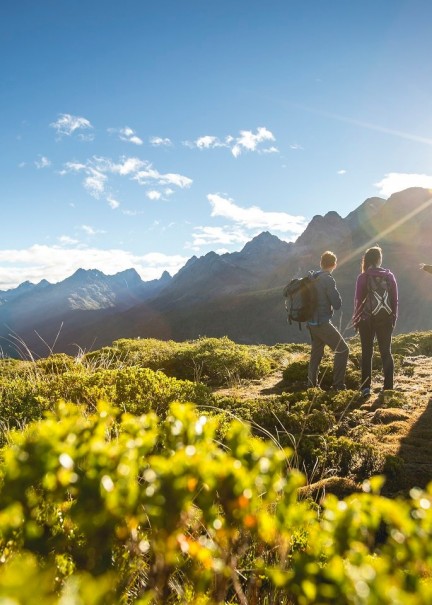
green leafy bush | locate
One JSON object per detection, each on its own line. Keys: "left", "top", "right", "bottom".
{"left": 84, "top": 336, "right": 273, "bottom": 386}
{"left": 0, "top": 364, "right": 212, "bottom": 440}
{"left": 0, "top": 404, "right": 432, "bottom": 603}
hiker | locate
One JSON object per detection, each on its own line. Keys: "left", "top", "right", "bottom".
{"left": 352, "top": 245, "right": 398, "bottom": 398}
{"left": 307, "top": 251, "right": 349, "bottom": 390}
{"left": 419, "top": 263, "right": 432, "bottom": 274}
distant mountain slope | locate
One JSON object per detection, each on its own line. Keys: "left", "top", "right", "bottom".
{"left": 0, "top": 268, "right": 171, "bottom": 357}
{"left": 1, "top": 187, "right": 432, "bottom": 357}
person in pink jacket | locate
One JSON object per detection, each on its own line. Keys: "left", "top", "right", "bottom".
{"left": 352, "top": 245, "right": 398, "bottom": 398}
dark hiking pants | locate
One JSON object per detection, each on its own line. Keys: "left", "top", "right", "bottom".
{"left": 308, "top": 321, "right": 349, "bottom": 389}
{"left": 358, "top": 315, "right": 394, "bottom": 390}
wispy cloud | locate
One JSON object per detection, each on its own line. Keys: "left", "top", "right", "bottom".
{"left": 289, "top": 143, "right": 304, "bottom": 150}
{"left": 83, "top": 170, "right": 107, "bottom": 198}
{"left": 374, "top": 172, "right": 432, "bottom": 197}
{"left": 107, "top": 195, "right": 120, "bottom": 209}
{"left": 60, "top": 155, "right": 192, "bottom": 201}
{"left": 50, "top": 113, "right": 93, "bottom": 139}
{"left": 133, "top": 167, "right": 193, "bottom": 189}
{"left": 189, "top": 226, "right": 249, "bottom": 249}
{"left": 58, "top": 235, "right": 79, "bottom": 245}
{"left": 109, "top": 126, "right": 143, "bottom": 145}
{"left": 337, "top": 169, "right": 346, "bottom": 175}
{"left": 184, "top": 127, "right": 278, "bottom": 157}
{"left": 35, "top": 155, "right": 51, "bottom": 169}
{"left": 207, "top": 193, "right": 307, "bottom": 236}
{"left": 0, "top": 244, "right": 188, "bottom": 289}
{"left": 81, "top": 225, "right": 106, "bottom": 236}
{"left": 150, "top": 136, "right": 173, "bottom": 147}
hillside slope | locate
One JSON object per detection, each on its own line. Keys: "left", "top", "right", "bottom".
{"left": 215, "top": 345, "right": 432, "bottom": 496}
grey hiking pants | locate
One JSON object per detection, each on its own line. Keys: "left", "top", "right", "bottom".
{"left": 307, "top": 321, "right": 349, "bottom": 389}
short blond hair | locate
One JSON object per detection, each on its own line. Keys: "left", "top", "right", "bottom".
{"left": 320, "top": 251, "right": 337, "bottom": 269}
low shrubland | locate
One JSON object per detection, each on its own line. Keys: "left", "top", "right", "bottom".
{"left": 0, "top": 364, "right": 211, "bottom": 438}
{"left": 0, "top": 332, "right": 430, "bottom": 602}
{"left": 83, "top": 336, "right": 275, "bottom": 386}
{"left": 0, "top": 402, "right": 432, "bottom": 603}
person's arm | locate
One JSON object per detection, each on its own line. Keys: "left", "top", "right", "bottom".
{"left": 352, "top": 274, "right": 364, "bottom": 327}
{"left": 326, "top": 274, "right": 342, "bottom": 310}
{"left": 388, "top": 272, "right": 398, "bottom": 325}
{"left": 420, "top": 263, "right": 432, "bottom": 274}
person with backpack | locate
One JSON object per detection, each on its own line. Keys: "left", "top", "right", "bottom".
{"left": 352, "top": 245, "right": 398, "bottom": 398}
{"left": 306, "top": 251, "right": 349, "bottom": 391}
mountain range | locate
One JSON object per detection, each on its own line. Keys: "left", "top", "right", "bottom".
{"left": 1, "top": 186, "right": 432, "bottom": 358}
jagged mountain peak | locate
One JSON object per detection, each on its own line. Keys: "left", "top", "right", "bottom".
{"left": 240, "top": 231, "right": 291, "bottom": 255}
{"left": 296, "top": 210, "right": 349, "bottom": 249}
{"left": 183, "top": 255, "right": 198, "bottom": 269}
{"left": 160, "top": 270, "right": 171, "bottom": 281}
{"left": 113, "top": 268, "right": 143, "bottom": 285}
{"left": 116, "top": 267, "right": 141, "bottom": 278}
{"left": 66, "top": 268, "right": 106, "bottom": 283}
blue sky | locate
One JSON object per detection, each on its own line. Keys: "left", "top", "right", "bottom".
{"left": 1, "top": 0, "right": 432, "bottom": 289}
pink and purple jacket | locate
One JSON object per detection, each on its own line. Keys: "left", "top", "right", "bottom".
{"left": 352, "top": 267, "right": 398, "bottom": 327}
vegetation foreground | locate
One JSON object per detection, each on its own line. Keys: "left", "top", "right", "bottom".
{"left": 0, "top": 333, "right": 432, "bottom": 603}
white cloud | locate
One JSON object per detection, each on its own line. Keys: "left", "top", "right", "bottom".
{"left": 195, "top": 135, "right": 227, "bottom": 149}
{"left": 337, "top": 169, "right": 347, "bottom": 175}
{"left": 107, "top": 196, "right": 120, "bottom": 209}
{"left": 133, "top": 167, "right": 193, "bottom": 189}
{"left": 81, "top": 225, "right": 106, "bottom": 236}
{"left": 50, "top": 113, "right": 93, "bottom": 138}
{"left": 185, "top": 127, "right": 277, "bottom": 157}
{"left": 146, "top": 190, "right": 162, "bottom": 201}
{"left": 207, "top": 193, "right": 307, "bottom": 236}
{"left": 289, "top": 143, "right": 303, "bottom": 150}
{"left": 231, "top": 127, "right": 275, "bottom": 158}
{"left": 122, "top": 209, "right": 145, "bottom": 216}
{"left": 110, "top": 126, "right": 143, "bottom": 145}
{"left": 60, "top": 155, "right": 192, "bottom": 202}
{"left": 374, "top": 173, "right": 432, "bottom": 197}
{"left": 58, "top": 235, "right": 79, "bottom": 245}
{"left": 35, "top": 155, "right": 51, "bottom": 169}
{"left": 150, "top": 136, "right": 173, "bottom": 147}
{"left": 61, "top": 161, "right": 87, "bottom": 174}
{"left": 83, "top": 169, "right": 107, "bottom": 198}
{"left": 0, "top": 244, "right": 188, "bottom": 289}
{"left": 107, "top": 156, "right": 146, "bottom": 175}
{"left": 189, "top": 226, "right": 249, "bottom": 249}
